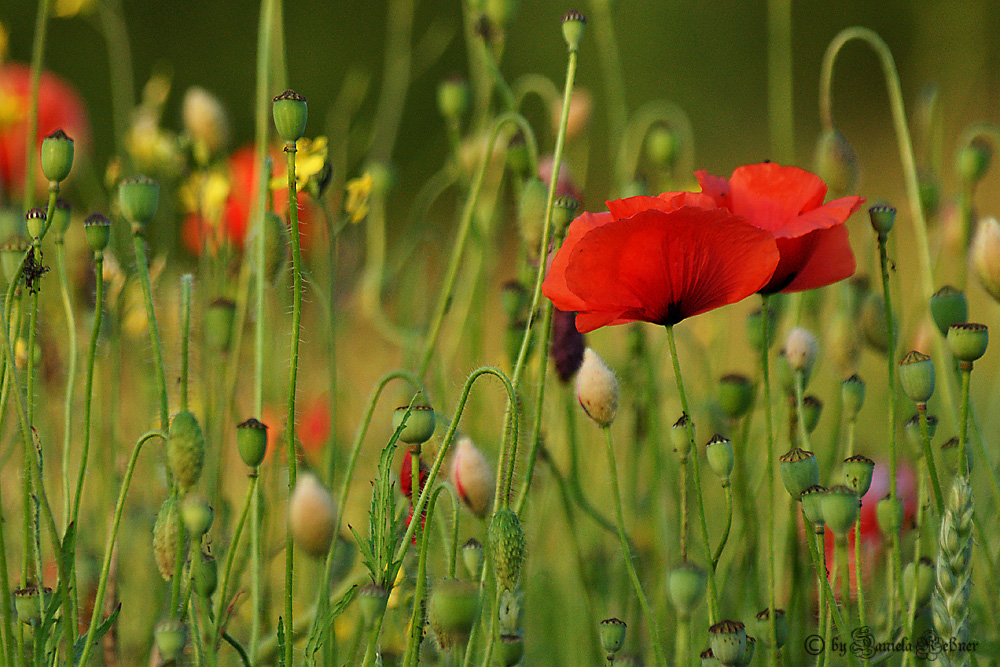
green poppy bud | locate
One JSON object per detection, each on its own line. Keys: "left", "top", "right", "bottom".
{"left": 119, "top": 175, "right": 159, "bottom": 230}
{"left": 868, "top": 203, "right": 896, "bottom": 239}
{"left": 668, "top": 562, "right": 707, "bottom": 617}
{"left": 800, "top": 485, "right": 828, "bottom": 529}
{"left": 701, "top": 648, "right": 721, "bottom": 667}
{"left": 517, "top": 177, "right": 548, "bottom": 254}
{"left": 822, "top": 485, "right": 860, "bottom": 537}
{"left": 154, "top": 619, "right": 187, "bottom": 663}
{"left": 167, "top": 410, "right": 206, "bottom": 493}
{"left": 671, "top": 414, "right": 692, "bottom": 458}
{"left": 599, "top": 618, "right": 627, "bottom": 655}
{"left": 561, "top": 9, "right": 586, "bottom": 52}
{"left": 843, "top": 454, "right": 875, "bottom": 496}
{"left": 877, "top": 495, "right": 905, "bottom": 536}
{"left": 489, "top": 508, "right": 526, "bottom": 592}
{"left": 272, "top": 90, "right": 307, "bottom": 144}
{"left": 898, "top": 350, "right": 935, "bottom": 404}
{"left": 552, "top": 195, "right": 579, "bottom": 235}
{"left": 738, "top": 637, "right": 756, "bottom": 666}
{"left": 709, "top": 620, "right": 747, "bottom": 667}
{"left": 507, "top": 134, "right": 530, "bottom": 177}
{"left": 841, "top": 374, "right": 865, "bottom": 420}
{"left": 705, "top": 435, "right": 734, "bottom": 483}
{"left": 0, "top": 236, "right": 29, "bottom": 285}
{"left": 779, "top": 448, "right": 819, "bottom": 499}
{"left": 25, "top": 207, "right": 45, "bottom": 240}
{"left": 903, "top": 557, "right": 935, "bottom": 608}
{"left": 204, "top": 298, "right": 236, "bottom": 353}
{"left": 51, "top": 198, "right": 70, "bottom": 241}
{"left": 750, "top": 608, "right": 787, "bottom": 649}
{"left": 358, "top": 583, "right": 389, "bottom": 629}
{"left": 497, "top": 633, "right": 525, "bottom": 667}
{"left": 947, "top": 322, "right": 988, "bottom": 362}
{"left": 180, "top": 495, "right": 213, "bottom": 539}
{"left": 813, "top": 128, "right": 859, "bottom": 198}
{"left": 193, "top": 549, "right": 218, "bottom": 598}
{"left": 860, "top": 293, "right": 890, "bottom": 354}
{"left": 14, "top": 585, "right": 51, "bottom": 625}
{"left": 392, "top": 404, "right": 436, "bottom": 445}
{"left": 437, "top": 77, "right": 469, "bottom": 121}
{"left": 41, "top": 129, "right": 74, "bottom": 183}
{"left": 802, "top": 395, "right": 823, "bottom": 434}
{"left": 153, "top": 497, "right": 181, "bottom": 580}
{"left": 717, "top": 374, "right": 754, "bottom": 420}
{"left": 462, "top": 538, "right": 484, "bottom": 580}
{"left": 645, "top": 123, "right": 678, "bottom": 170}
{"left": 929, "top": 286, "right": 968, "bottom": 336}
{"left": 237, "top": 418, "right": 268, "bottom": 468}
{"left": 956, "top": 137, "right": 992, "bottom": 186}
{"left": 428, "top": 579, "right": 480, "bottom": 650}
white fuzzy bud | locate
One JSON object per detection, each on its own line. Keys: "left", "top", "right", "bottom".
{"left": 784, "top": 327, "right": 819, "bottom": 376}
{"left": 450, "top": 436, "right": 494, "bottom": 519}
{"left": 288, "top": 473, "right": 337, "bottom": 558}
{"left": 575, "top": 348, "right": 618, "bottom": 427}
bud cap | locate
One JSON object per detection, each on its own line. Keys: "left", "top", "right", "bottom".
{"left": 41, "top": 129, "right": 74, "bottom": 183}
{"left": 272, "top": 90, "right": 308, "bottom": 144}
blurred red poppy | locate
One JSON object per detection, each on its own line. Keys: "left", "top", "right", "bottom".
{"left": 542, "top": 192, "right": 780, "bottom": 333}
{"left": 181, "top": 144, "right": 315, "bottom": 255}
{"left": 400, "top": 450, "right": 429, "bottom": 500}
{"left": 696, "top": 162, "right": 864, "bottom": 294}
{"left": 0, "top": 64, "right": 89, "bottom": 199}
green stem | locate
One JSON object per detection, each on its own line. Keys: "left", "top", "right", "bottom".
{"left": 854, "top": 515, "right": 869, "bottom": 667}
{"left": 614, "top": 101, "right": 695, "bottom": 190}
{"left": 793, "top": 370, "right": 812, "bottom": 451}
{"left": 665, "top": 324, "right": 719, "bottom": 622}
{"left": 836, "top": 536, "right": 850, "bottom": 624}
{"left": 712, "top": 482, "right": 733, "bottom": 568}
{"left": 131, "top": 232, "right": 169, "bottom": 431}
{"left": 958, "top": 365, "right": 972, "bottom": 478}
{"left": 215, "top": 473, "right": 260, "bottom": 644}
{"left": 562, "top": 386, "right": 617, "bottom": 536}
{"left": 766, "top": 0, "right": 794, "bottom": 164}
{"left": 77, "top": 431, "right": 166, "bottom": 667}
{"left": 403, "top": 485, "right": 453, "bottom": 667}
{"left": 757, "top": 296, "right": 779, "bottom": 667}
{"left": 917, "top": 404, "right": 944, "bottom": 514}
{"left": 675, "top": 615, "right": 690, "bottom": 667}
{"left": 55, "top": 234, "right": 78, "bottom": 531}
{"left": 603, "top": 428, "right": 667, "bottom": 667}
{"left": 586, "top": 0, "right": 627, "bottom": 146}
{"left": 815, "top": 529, "right": 827, "bottom": 667}
{"left": 23, "top": 0, "right": 51, "bottom": 209}
{"left": 514, "top": 298, "right": 554, "bottom": 513}
{"left": 902, "top": 465, "right": 927, "bottom": 667}
{"left": 180, "top": 274, "right": 192, "bottom": 411}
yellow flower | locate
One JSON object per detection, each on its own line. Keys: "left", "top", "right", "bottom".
{"left": 53, "top": 0, "right": 97, "bottom": 17}
{"left": 179, "top": 169, "right": 231, "bottom": 221}
{"left": 269, "top": 136, "right": 328, "bottom": 190}
{"left": 345, "top": 173, "right": 375, "bottom": 224}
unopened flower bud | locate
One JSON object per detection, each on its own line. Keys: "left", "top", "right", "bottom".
{"left": 813, "top": 128, "right": 859, "bottom": 198}
{"left": 154, "top": 619, "right": 187, "bottom": 663}
{"left": 451, "top": 435, "right": 494, "bottom": 519}
{"left": 193, "top": 549, "right": 218, "bottom": 598}
{"left": 784, "top": 327, "right": 818, "bottom": 379}
{"left": 561, "top": 9, "right": 586, "bottom": 52}
{"left": 204, "top": 298, "right": 236, "bottom": 353}
{"left": 708, "top": 620, "right": 747, "bottom": 667}
{"left": 600, "top": 618, "right": 627, "bottom": 655}
{"left": 167, "top": 410, "right": 206, "bottom": 493}
{"left": 437, "top": 77, "right": 469, "bottom": 121}
{"left": 877, "top": 495, "right": 905, "bottom": 536}
{"left": 668, "top": 562, "right": 707, "bottom": 617}
{"left": 705, "top": 435, "right": 734, "bottom": 483}
{"left": 237, "top": 418, "right": 268, "bottom": 468}
{"left": 462, "top": 538, "right": 484, "bottom": 579}
{"left": 947, "top": 322, "right": 988, "bottom": 362}
{"left": 898, "top": 350, "right": 935, "bottom": 403}
{"left": 497, "top": 633, "right": 525, "bottom": 667}
{"left": 25, "top": 207, "right": 45, "bottom": 240}
{"left": 929, "top": 286, "right": 968, "bottom": 336}
{"left": 153, "top": 497, "right": 181, "bottom": 580}
{"left": 576, "top": 348, "right": 618, "bottom": 427}
{"left": 842, "top": 455, "right": 875, "bottom": 496}
{"left": 800, "top": 485, "right": 828, "bottom": 529}
{"left": 41, "top": 129, "right": 74, "bottom": 183}
{"left": 428, "top": 579, "right": 480, "bottom": 650}
{"left": 358, "top": 584, "right": 389, "bottom": 628}
{"left": 645, "top": 123, "right": 678, "bottom": 170}
{"left": 802, "top": 396, "right": 823, "bottom": 434}
{"left": 749, "top": 608, "right": 787, "bottom": 649}
{"left": 393, "top": 404, "right": 436, "bottom": 445}
{"left": 183, "top": 86, "right": 230, "bottom": 156}
{"left": 671, "top": 414, "right": 692, "bottom": 458}
{"left": 841, "top": 374, "right": 865, "bottom": 420}
{"left": 180, "top": 495, "right": 213, "bottom": 539}
{"left": 717, "top": 374, "right": 754, "bottom": 420}
{"left": 956, "top": 137, "right": 992, "bottom": 186}
{"left": 779, "top": 448, "right": 818, "bottom": 499}
{"left": 903, "top": 557, "right": 935, "bottom": 608}
{"left": 119, "top": 175, "right": 159, "bottom": 230}
{"left": 272, "top": 90, "right": 307, "bottom": 144}
{"left": 868, "top": 203, "right": 896, "bottom": 238}
{"left": 822, "top": 485, "right": 860, "bottom": 537}
{"left": 289, "top": 473, "right": 337, "bottom": 558}
{"left": 489, "top": 508, "right": 525, "bottom": 592}
{"left": 51, "top": 198, "right": 70, "bottom": 240}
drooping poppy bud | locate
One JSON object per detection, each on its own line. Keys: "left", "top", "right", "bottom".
{"left": 450, "top": 435, "right": 494, "bottom": 519}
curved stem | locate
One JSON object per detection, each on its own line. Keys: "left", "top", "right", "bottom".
{"left": 514, "top": 298, "right": 554, "bottom": 513}
{"left": 603, "top": 428, "right": 667, "bottom": 667}
{"left": 55, "top": 236, "right": 78, "bottom": 533}
{"left": 23, "top": 0, "right": 51, "bottom": 209}
{"left": 614, "top": 100, "right": 695, "bottom": 195}
{"left": 917, "top": 404, "right": 944, "bottom": 514}
{"left": 712, "top": 482, "right": 733, "bottom": 568}
{"left": 77, "top": 430, "right": 166, "bottom": 667}
{"left": 215, "top": 473, "right": 260, "bottom": 643}
{"left": 665, "top": 324, "right": 719, "bottom": 622}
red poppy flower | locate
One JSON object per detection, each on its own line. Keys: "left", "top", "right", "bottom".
{"left": 0, "top": 64, "right": 89, "bottom": 199}
{"left": 542, "top": 192, "right": 780, "bottom": 333}
{"left": 695, "top": 162, "right": 864, "bottom": 294}
{"left": 181, "top": 144, "right": 316, "bottom": 255}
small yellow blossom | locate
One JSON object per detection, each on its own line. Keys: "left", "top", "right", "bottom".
{"left": 345, "top": 173, "right": 375, "bottom": 224}
{"left": 179, "top": 169, "right": 231, "bottom": 221}
{"left": 53, "top": 0, "right": 97, "bottom": 17}
{"left": 269, "top": 136, "right": 328, "bottom": 190}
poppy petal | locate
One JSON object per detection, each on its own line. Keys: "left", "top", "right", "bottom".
{"left": 605, "top": 191, "right": 716, "bottom": 219}
{"left": 776, "top": 195, "right": 865, "bottom": 239}
{"left": 543, "top": 210, "right": 613, "bottom": 312}
{"left": 780, "top": 225, "right": 856, "bottom": 293}
{"left": 725, "top": 163, "right": 828, "bottom": 234}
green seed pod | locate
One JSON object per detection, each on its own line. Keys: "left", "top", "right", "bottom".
{"left": 154, "top": 619, "right": 187, "bottom": 663}
{"left": 84, "top": 213, "right": 111, "bottom": 253}
{"left": 709, "top": 619, "right": 747, "bottom": 667}
{"left": 437, "top": 77, "right": 469, "bottom": 121}
{"left": 599, "top": 618, "right": 627, "bottom": 655}
{"left": 749, "top": 608, "right": 787, "bottom": 649}
{"left": 14, "top": 585, "right": 50, "bottom": 625}
{"left": 717, "top": 374, "right": 754, "bottom": 420}
{"left": 701, "top": 648, "right": 721, "bottom": 667}
{"left": 779, "top": 448, "right": 819, "bottom": 499}
{"left": 947, "top": 322, "right": 988, "bottom": 362}
{"left": 898, "top": 350, "right": 935, "bottom": 403}
{"left": 671, "top": 414, "right": 692, "bottom": 458}
{"left": 929, "top": 286, "right": 968, "bottom": 336}
{"left": 0, "top": 236, "right": 29, "bottom": 285}
{"left": 25, "top": 207, "right": 45, "bottom": 240}
{"left": 802, "top": 395, "right": 823, "bottom": 434}
{"left": 876, "top": 494, "right": 904, "bottom": 536}
{"left": 552, "top": 195, "right": 579, "bottom": 236}
{"left": 843, "top": 455, "right": 875, "bottom": 497}
{"left": 738, "top": 637, "right": 756, "bottom": 666}
{"left": 813, "top": 127, "right": 859, "bottom": 198}
{"left": 645, "top": 123, "right": 678, "bottom": 170}
{"left": 800, "top": 485, "right": 828, "bottom": 529}
{"left": 204, "top": 298, "right": 236, "bottom": 353}
{"left": 705, "top": 435, "right": 734, "bottom": 483}
{"left": 517, "top": 176, "right": 548, "bottom": 254}
{"left": 561, "top": 9, "right": 586, "bottom": 52}
{"left": 41, "top": 129, "right": 74, "bottom": 183}
{"left": 822, "top": 485, "right": 860, "bottom": 537}
{"left": 167, "top": 410, "right": 206, "bottom": 493}
{"left": 868, "top": 203, "right": 896, "bottom": 239}
{"left": 841, "top": 374, "right": 865, "bottom": 420}
{"left": 489, "top": 507, "right": 526, "bottom": 592}
{"left": 497, "top": 633, "right": 525, "bottom": 667}
{"left": 180, "top": 495, "right": 214, "bottom": 539}
{"left": 668, "top": 562, "right": 707, "bottom": 617}
{"left": 392, "top": 404, "right": 436, "bottom": 445}
{"left": 193, "top": 550, "right": 218, "bottom": 598}
{"left": 428, "top": 579, "right": 480, "bottom": 650}
{"left": 51, "top": 198, "right": 70, "bottom": 241}
{"left": 860, "top": 293, "right": 890, "bottom": 354}
{"left": 903, "top": 557, "right": 935, "bottom": 608}
{"left": 153, "top": 497, "right": 181, "bottom": 580}
{"left": 462, "top": 538, "right": 484, "bottom": 580}
{"left": 956, "top": 137, "right": 992, "bottom": 186}
{"left": 272, "top": 90, "right": 307, "bottom": 144}
{"left": 119, "top": 175, "right": 160, "bottom": 230}
{"left": 358, "top": 583, "right": 389, "bottom": 628}
{"left": 237, "top": 418, "right": 268, "bottom": 468}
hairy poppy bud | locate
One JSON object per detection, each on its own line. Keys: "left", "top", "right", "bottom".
{"left": 289, "top": 473, "right": 337, "bottom": 558}
{"left": 947, "top": 322, "right": 988, "bottom": 362}
{"left": 153, "top": 497, "right": 181, "bottom": 580}
{"left": 552, "top": 195, "right": 579, "bottom": 235}
{"left": 272, "top": 90, "right": 307, "bottom": 144}
{"left": 450, "top": 435, "right": 494, "bottom": 519}
{"left": 708, "top": 620, "right": 747, "bottom": 667}
{"left": 358, "top": 583, "right": 389, "bottom": 628}
{"left": 167, "top": 410, "right": 206, "bottom": 493}
{"left": 517, "top": 176, "right": 547, "bottom": 254}
{"left": 898, "top": 351, "right": 935, "bottom": 403}
{"left": 428, "top": 579, "right": 480, "bottom": 650}
{"left": 193, "top": 549, "right": 218, "bottom": 598}
{"left": 14, "top": 585, "right": 51, "bottom": 625}
{"left": 813, "top": 128, "right": 859, "bottom": 197}
{"left": 154, "top": 619, "right": 187, "bottom": 663}
{"left": 489, "top": 508, "right": 525, "bottom": 592}
{"left": 576, "top": 348, "right": 618, "bottom": 427}
{"left": 801, "top": 395, "right": 823, "bottom": 434}
{"left": 119, "top": 175, "right": 159, "bottom": 230}
{"left": 929, "top": 286, "right": 967, "bottom": 336}
{"left": 237, "top": 418, "right": 268, "bottom": 468}
{"left": 41, "top": 129, "right": 74, "bottom": 183}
